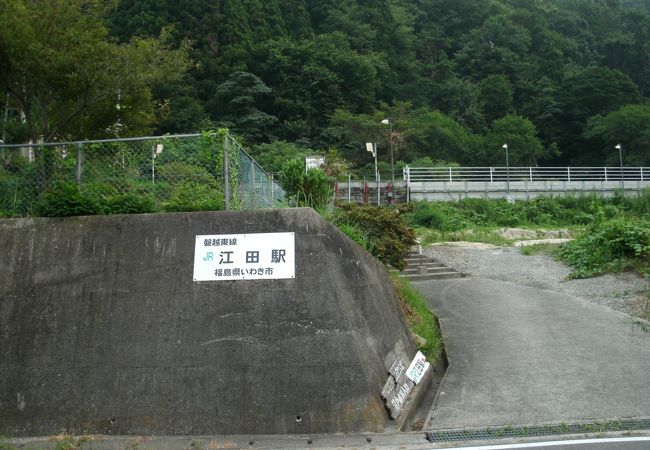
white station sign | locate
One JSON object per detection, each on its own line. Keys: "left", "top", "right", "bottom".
{"left": 193, "top": 232, "right": 295, "bottom": 281}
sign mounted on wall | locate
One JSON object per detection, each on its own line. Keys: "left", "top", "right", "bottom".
{"left": 193, "top": 232, "right": 295, "bottom": 281}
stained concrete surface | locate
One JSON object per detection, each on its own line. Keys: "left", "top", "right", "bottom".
{"left": 416, "top": 278, "right": 650, "bottom": 430}
{"left": 0, "top": 209, "right": 415, "bottom": 436}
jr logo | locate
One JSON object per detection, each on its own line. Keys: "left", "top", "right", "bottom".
{"left": 203, "top": 252, "right": 214, "bottom": 262}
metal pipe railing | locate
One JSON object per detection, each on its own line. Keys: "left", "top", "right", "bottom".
{"left": 404, "top": 167, "right": 650, "bottom": 183}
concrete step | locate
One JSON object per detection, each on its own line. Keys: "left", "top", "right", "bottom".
{"left": 405, "top": 272, "right": 465, "bottom": 281}
{"left": 403, "top": 266, "right": 456, "bottom": 274}
{"left": 405, "top": 261, "right": 446, "bottom": 268}
{"left": 405, "top": 260, "right": 445, "bottom": 267}
{"left": 402, "top": 252, "right": 466, "bottom": 281}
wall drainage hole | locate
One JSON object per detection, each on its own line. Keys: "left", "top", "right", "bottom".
{"left": 110, "top": 417, "right": 117, "bottom": 424}
{"left": 296, "top": 415, "right": 302, "bottom": 423}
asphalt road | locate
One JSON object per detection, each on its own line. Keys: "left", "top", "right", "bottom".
{"left": 416, "top": 277, "right": 650, "bottom": 430}
{"left": 7, "top": 434, "right": 650, "bottom": 449}
{"left": 439, "top": 437, "right": 650, "bottom": 449}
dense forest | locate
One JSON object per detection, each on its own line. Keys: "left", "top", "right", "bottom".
{"left": 2, "top": 0, "right": 650, "bottom": 171}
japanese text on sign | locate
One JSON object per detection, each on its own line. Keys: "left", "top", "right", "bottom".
{"left": 194, "top": 232, "right": 295, "bottom": 281}
{"left": 405, "top": 350, "right": 430, "bottom": 384}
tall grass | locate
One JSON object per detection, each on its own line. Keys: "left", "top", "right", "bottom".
{"left": 391, "top": 274, "right": 442, "bottom": 363}
{"left": 405, "top": 192, "right": 650, "bottom": 231}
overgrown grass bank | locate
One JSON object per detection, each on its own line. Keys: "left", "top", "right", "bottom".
{"left": 391, "top": 274, "right": 442, "bottom": 363}
{"left": 405, "top": 192, "right": 650, "bottom": 231}
{"left": 407, "top": 193, "right": 650, "bottom": 279}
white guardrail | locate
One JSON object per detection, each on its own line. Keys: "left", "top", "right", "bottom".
{"left": 403, "top": 166, "right": 649, "bottom": 183}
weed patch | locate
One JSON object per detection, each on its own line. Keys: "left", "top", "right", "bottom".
{"left": 558, "top": 217, "right": 650, "bottom": 278}
{"left": 405, "top": 192, "right": 650, "bottom": 231}
{"left": 391, "top": 274, "right": 442, "bottom": 363}
{"left": 520, "top": 243, "right": 561, "bottom": 257}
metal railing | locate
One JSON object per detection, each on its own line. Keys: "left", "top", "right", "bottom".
{"left": 0, "top": 132, "right": 285, "bottom": 217}
{"left": 404, "top": 166, "right": 649, "bottom": 183}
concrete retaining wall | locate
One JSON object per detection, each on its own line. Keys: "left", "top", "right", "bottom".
{"left": 409, "top": 180, "right": 650, "bottom": 201}
{"left": 0, "top": 209, "right": 415, "bottom": 436}
{"left": 335, "top": 180, "right": 650, "bottom": 203}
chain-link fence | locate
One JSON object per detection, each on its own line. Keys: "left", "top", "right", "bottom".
{"left": 0, "top": 132, "right": 285, "bottom": 217}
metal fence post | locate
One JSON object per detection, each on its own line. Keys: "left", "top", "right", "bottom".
{"left": 223, "top": 135, "right": 230, "bottom": 210}
{"left": 377, "top": 173, "right": 381, "bottom": 206}
{"left": 250, "top": 158, "right": 256, "bottom": 209}
{"left": 567, "top": 167, "right": 571, "bottom": 182}
{"left": 151, "top": 145, "right": 155, "bottom": 183}
{"left": 76, "top": 143, "right": 83, "bottom": 185}
{"left": 348, "top": 174, "right": 352, "bottom": 203}
{"left": 406, "top": 166, "right": 411, "bottom": 203}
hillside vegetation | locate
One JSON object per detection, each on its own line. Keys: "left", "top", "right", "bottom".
{"left": 2, "top": 0, "right": 650, "bottom": 171}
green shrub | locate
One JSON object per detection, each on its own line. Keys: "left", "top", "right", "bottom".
{"left": 105, "top": 193, "right": 157, "bottom": 214}
{"left": 35, "top": 182, "right": 103, "bottom": 217}
{"left": 156, "top": 162, "right": 214, "bottom": 183}
{"left": 559, "top": 217, "right": 650, "bottom": 278}
{"left": 279, "top": 158, "right": 333, "bottom": 210}
{"left": 163, "top": 181, "right": 224, "bottom": 212}
{"left": 329, "top": 204, "right": 416, "bottom": 270}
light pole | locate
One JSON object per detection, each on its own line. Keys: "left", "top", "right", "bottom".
{"left": 381, "top": 118, "right": 394, "bottom": 183}
{"left": 615, "top": 144, "right": 623, "bottom": 189}
{"left": 366, "top": 142, "right": 379, "bottom": 206}
{"left": 502, "top": 143, "right": 510, "bottom": 195}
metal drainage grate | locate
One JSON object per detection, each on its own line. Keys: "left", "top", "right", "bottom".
{"left": 426, "top": 418, "right": 650, "bottom": 443}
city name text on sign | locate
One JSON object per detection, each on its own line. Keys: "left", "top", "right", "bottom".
{"left": 193, "top": 232, "right": 295, "bottom": 281}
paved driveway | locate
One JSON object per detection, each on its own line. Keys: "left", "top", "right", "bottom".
{"left": 416, "top": 278, "right": 650, "bottom": 430}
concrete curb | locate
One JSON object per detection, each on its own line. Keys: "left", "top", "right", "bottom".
{"left": 422, "top": 319, "right": 452, "bottom": 430}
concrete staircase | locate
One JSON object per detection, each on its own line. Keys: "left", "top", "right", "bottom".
{"left": 401, "top": 252, "right": 465, "bottom": 282}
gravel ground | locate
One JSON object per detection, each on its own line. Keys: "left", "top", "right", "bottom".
{"left": 423, "top": 242, "right": 649, "bottom": 319}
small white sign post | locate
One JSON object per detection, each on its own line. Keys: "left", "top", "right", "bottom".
{"left": 193, "top": 232, "right": 295, "bottom": 281}
{"left": 405, "top": 351, "right": 430, "bottom": 384}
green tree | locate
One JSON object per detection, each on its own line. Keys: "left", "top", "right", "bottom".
{"left": 213, "top": 71, "right": 277, "bottom": 143}
{"left": 484, "top": 114, "right": 550, "bottom": 166}
{"left": 0, "top": 0, "right": 190, "bottom": 142}
{"left": 584, "top": 104, "right": 650, "bottom": 166}
{"left": 406, "top": 109, "right": 483, "bottom": 165}
{"left": 433, "top": 77, "right": 486, "bottom": 132}
{"left": 551, "top": 66, "right": 641, "bottom": 164}
{"left": 253, "top": 33, "right": 381, "bottom": 145}
{"left": 480, "top": 74, "right": 514, "bottom": 124}
{"left": 249, "top": 141, "right": 311, "bottom": 173}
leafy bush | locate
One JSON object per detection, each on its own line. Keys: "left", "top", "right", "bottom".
{"left": 156, "top": 162, "right": 214, "bottom": 183}
{"left": 559, "top": 217, "right": 650, "bottom": 278}
{"left": 163, "top": 181, "right": 224, "bottom": 212}
{"left": 329, "top": 204, "right": 416, "bottom": 270}
{"left": 35, "top": 182, "right": 103, "bottom": 217}
{"left": 279, "top": 158, "right": 333, "bottom": 210}
{"left": 105, "top": 193, "right": 157, "bottom": 214}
